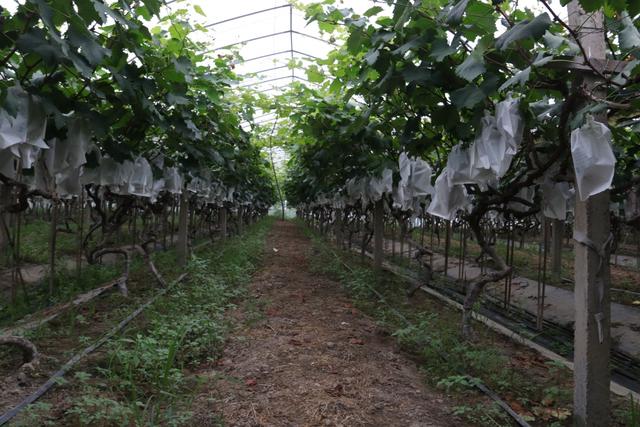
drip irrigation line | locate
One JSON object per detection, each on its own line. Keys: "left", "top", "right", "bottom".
{"left": 0, "top": 273, "right": 189, "bottom": 426}
{"left": 321, "top": 241, "right": 531, "bottom": 427}
{"left": 611, "top": 288, "right": 640, "bottom": 297}
{"left": 379, "top": 246, "right": 640, "bottom": 396}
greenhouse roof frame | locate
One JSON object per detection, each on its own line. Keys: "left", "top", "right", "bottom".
{"left": 205, "top": 3, "right": 332, "bottom": 94}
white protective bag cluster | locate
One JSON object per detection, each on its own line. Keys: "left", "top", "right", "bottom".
{"left": 128, "top": 157, "right": 154, "bottom": 197}
{"left": 344, "top": 169, "right": 394, "bottom": 206}
{"left": 368, "top": 168, "right": 393, "bottom": 202}
{"left": 570, "top": 116, "right": 616, "bottom": 201}
{"left": 164, "top": 167, "right": 183, "bottom": 194}
{"left": 495, "top": 94, "right": 523, "bottom": 155}
{"left": 426, "top": 95, "right": 524, "bottom": 220}
{"left": 427, "top": 168, "right": 468, "bottom": 220}
{"left": 0, "top": 90, "right": 253, "bottom": 207}
{"left": 0, "top": 86, "right": 30, "bottom": 151}
{"left": 332, "top": 193, "right": 346, "bottom": 210}
{"left": 0, "top": 86, "right": 49, "bottom": 178}
{"left": 346, "top": 177, "right": 366, "bottom": 205}
{"left": 453, "top": 96, "right": 522, "bottom": 188}
{"left": 29, "top": 115, "right": 93, "bottom": 197}
{"left": 393, "top": 153, "right": 434, "bottom": 211}
{"left": 542, "top": 180, "right": 573, "bottom": 220}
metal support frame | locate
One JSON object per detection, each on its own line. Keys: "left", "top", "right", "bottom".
{"left": 239, "top": 75, "right": 310, "bottom": 88}
{"left": 205, "top": 4, "right": 292, "bottom": 28}
{"left": 202, "top": 3, "right": 335, "bottom": 128}
{"left": 213, "top": 30, "right": 291, "bottom": 52}
{"left": 241, "top": 65, "right": 290, "bottom": 77}
{"left": 291, "top": 30, "right": 337, "bottom": 46}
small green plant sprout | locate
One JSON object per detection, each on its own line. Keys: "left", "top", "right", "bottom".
{"left": 437, "top": 375, "right": 481, "bottom": 393}
{"left": 628, "top": 393, "right": 640, "bottom": 427}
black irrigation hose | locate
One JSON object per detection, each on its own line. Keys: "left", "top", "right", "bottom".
{"left": 379, "top": 240, "right": 640, "bottom": 392}
{"left": 426, "top": 274, "right": 640, "bottom": 394}
{"left": 325, "top": 247, "right": 532, "bottom": 427}
{"left": 0, "top": 273, "right": 189, "bottom": 426}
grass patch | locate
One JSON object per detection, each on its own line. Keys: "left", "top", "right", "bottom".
{"left": 305, "top": 222, "right": 634, "bottom": 427}
{"left": 12, "top": 218, "right": 273, "bottom": 426}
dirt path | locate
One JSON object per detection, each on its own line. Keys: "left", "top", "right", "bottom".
{"left": 192, "top": 221, "right": 460, "bottom": 426}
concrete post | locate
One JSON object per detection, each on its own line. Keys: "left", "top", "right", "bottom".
{"left": 373, "top": 200, "right": 384, "bottom": 271}
{"left": 48, "top": 200, "right": 59, "bottom": 298}
{"left": 0, "top": 184, "right": 10, "bottom": 254}
{"left": 568, "top": 2, "right": 611, "bottom": 425}
{"left": 177, "top": 192, "right": 189, "bottom": 267}
{"left": 551, "top": 219, "right": 563, "bottom": 278}
{"left": 237, "top": 206, "right": 244, "bottom": 235}
{"left": 219, "top": 206, "right": 227, "bottom": 241}
{"left": 335, "top": 209, "right": 343, "bottom": 248}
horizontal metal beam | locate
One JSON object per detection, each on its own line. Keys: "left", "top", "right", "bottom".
{"left": 291, "top": 30, "right": 337, "bottom": 46}
{"left": 240, "top": 50, "right": 322, "bottom": 65}
{"left": 240, "top": 65, "right": 290, "bottom": 77}
{"left": 292, "top": 50, "right": 322, "bottom": 60}
{"left": 213, "top": 30, "right": 291, "bottom": 52}
{"left": 240, "top": 116, "right": 282, "bottom": 127}
{"left": 251, "top": 112, "right": 278, "bottom": 121}
{"left": 205, "top": 4, "right": 291, "bottom": 28}
{"left": 239, "top": 75, "right": 293, "bottom": 88}
{"left": 240, "top": 50, "right": 292, "bottom": 63}
{"left": 252, "top": 117, "right": 283, "bottom": 126}
{"left": 254, "top": 85, "right": 292, "bottom": 94}
{"left": 241, "top": 75, "right": 317, "bottom": 87}
{"left": 213, "top": 30, "right": 335, "bottom": 52}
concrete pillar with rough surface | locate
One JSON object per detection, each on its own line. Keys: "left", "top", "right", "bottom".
{"left": 373, "top": 200, "right": 384, "bottom": 271}
{"left": 177, "top": 192, "right": 189, "bottom": 267}
{"left": 568, "top": 2, "right": 611, "bottom": 425}
{"left": 220, "top": 206, "right": 227, "bottom": 241}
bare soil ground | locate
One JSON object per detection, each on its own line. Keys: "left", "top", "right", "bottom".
{"left": 192, "top": 221, "right": 461, "bottom": 427}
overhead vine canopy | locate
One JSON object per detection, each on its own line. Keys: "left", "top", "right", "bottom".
{"left": 280, "top": 0, "right": 639, "bottom": 211}
{"left": 268, "top": 0, "right": 640, "bottom": 340}
{"left": 0, "top": 0, "right": 276, "bottom": 209}
{"left": 0, "top": 0, "right": 639, "bottom": 424}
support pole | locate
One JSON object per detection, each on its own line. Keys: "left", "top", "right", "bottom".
{"left": 48, "top": 200, "right": 59, "bottom": 299}
{"left": 237, "top": 206, "right": 244, "bottom": 235}
{"left": 335, "top": 208, "right": 343, "bottom": 248}
{"left": 76, "top": 192, "right": 84, "bottom": 280}
{"left": 551, "top": 219, "right": 563, "bottom": 278}
{"left": 177, "top": 192, "right": 189, "bottom": 267}
{"left": 219, "top": 206, "right": 228, "bottom": 241}
{"left": 373, "top": 200, "right": 384, "bottom": 271}
{"left": 444, "top": 220, "right": 451, "bottom": 275}
{"left": 568, "top": 2, "right": 611, "bottom": 424}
